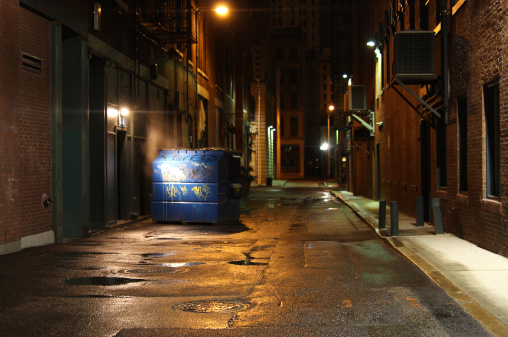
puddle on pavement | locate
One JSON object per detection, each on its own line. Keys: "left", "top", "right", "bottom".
{"left": 175, "top": 300, "right": 249, "bottom": 313}
{"left": 140, "top": 253, "right": 176, "bottom": 259}
{"left": 229, "top": 260, "right": 268, "bottom": 266}
{"left": 65, "top": 277, "right": 146, "bottom": 286}
{"left": 43, "top": 252, "right": 118, "bottom": 258}
{"left": 156, "top": 262, "right": 205, "bottom": 267}
{"left": 68, "top": 294, "right": 132, "bottom": 298}
{"left": 289, "top": 223, "right": 306, "bottom": 232}
{"left": 229, "top": 252, "right": 268, "bottom": 266}
{"left": 115, "top": 267, "right": 183, "bottom": 274}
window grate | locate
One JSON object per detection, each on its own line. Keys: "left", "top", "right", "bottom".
{"left": 22, "top": 53, "right": 42, "bottom": 74}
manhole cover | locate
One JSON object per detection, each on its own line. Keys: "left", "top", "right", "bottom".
{"left": 175, "top": 300, "right": 248, "bottom": 313}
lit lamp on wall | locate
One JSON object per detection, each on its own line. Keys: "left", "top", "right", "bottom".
{"left": 119, "top": 107, "right": 129, "bottom": 128}
{"left": 327, "top": 104, "right": 335, "bottom": 179}
{"left": 107, "top": 105, "right": 129, "bottom": 129}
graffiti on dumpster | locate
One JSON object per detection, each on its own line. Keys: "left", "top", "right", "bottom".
{"left": 164, "top": 184, "right": 212, "bottom": 201}
{"left": 164, "top": 154, "right": 219, "bottom": 163}
{"left": 166, "top": 184, "right": 182, "bottom": 201}
{"left": 192, "top": 185, "right": 212, "bottom": 201}
{"left": 156, "top": 162, "right": 214, "bottom": 183}
{"left": 158, "top": 165, "right": 187, "bottom": 182}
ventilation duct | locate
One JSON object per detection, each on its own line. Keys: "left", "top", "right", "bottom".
{"left": 344, "top": 85, "right": 367, "bottom": 112}
{"left": 394, "top": 31, "right": 437, "bottom": 83}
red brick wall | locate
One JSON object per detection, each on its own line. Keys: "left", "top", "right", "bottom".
{"left": 362, "top": 0, "right": 508, "bottom": 257}
{"left": 444, "top": 0, "right": 508, "bottom": 256}
{"left": 19, "top": 6, "right": 52, "bottom": 238}
{"left": 0, "top": 0, "right": 52, "bottom": 246}
{"left": 0, "top": 0, "right": 22, "bottom": 245}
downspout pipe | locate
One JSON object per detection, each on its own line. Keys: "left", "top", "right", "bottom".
{"left": 442, "top": 0, "right": 449, "bottom": 123}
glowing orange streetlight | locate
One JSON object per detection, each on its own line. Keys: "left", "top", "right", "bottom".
{"left": 215, "top": 6, "right": 228, "bottom": 15}
{"left": 327, "top": 104, "right": 335, "bottom": 179}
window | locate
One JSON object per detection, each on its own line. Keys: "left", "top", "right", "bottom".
{"left": 289, "top": 69, "right": 298, "bottom": 84}
{"left": 375, "top": 47, "right": 383, "bottom": 97}
{"left": 436, "top": 0, "right": 442, "bottom": 27}
{"left": 290, "top": 93, "right": 298, "bottom": 108}
{"left": 484, "top": 80, "right": 501, "bottom": 197}
{"left": 399, "top": 10, "right": 405, "bottom": 31}
{"left": 290, "top": 117, "right": 298, "bottom": 136}
{"left": 281, "top": 145, "right": 300, "bottom": 173}
{"left": 384, "top": 42, "right": 390, "bottom": 87}
{"left": 280, "top": 117, "right": 285, "bottom": 137}
{"left": 275, "top": 48, "right": 283, "bottom": 60}
{"left": 289, "top": 47, "right": 297, "bottom": 59}
{"left": 420, "top": 1, "right": 428, "bottom": 30}
{"left": 436, "top": 117, "right": 447, "bottom": 188}
{"left": 409, "top": 0, "right": 415, "bottom": 29}
{"left": 458, "top": 96, "right": 468, "bottom": 192}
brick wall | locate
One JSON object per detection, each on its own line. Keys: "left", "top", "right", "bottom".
{"left": 361, "top": 0, "right": 508, "bottom": 257}
{"left": 0, "top": 0, "right": 52, "bottom": 247}
{"left": 0, "top": 0, "right": 22, "bottom": 245}
{"left": 19, "top": 7, "right": 52, "bottom": 238}
{"left": 444, "top": 0, "right": 508, "bottom": 256}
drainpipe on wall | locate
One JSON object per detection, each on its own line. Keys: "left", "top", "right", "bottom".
{"left": 257, "top": 79, "right": 261, "bottom": 186}
{"left": 442, "top": 0, "right": 449, "bottom": 124}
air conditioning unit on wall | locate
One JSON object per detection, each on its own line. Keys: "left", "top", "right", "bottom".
{"left": 344, "top": 85, "right": 367, "bottom": 112}
{"left": 394, "top": 30, "right": 438, "bottom": 83}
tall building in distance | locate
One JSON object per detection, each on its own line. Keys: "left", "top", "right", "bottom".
{"left": 268, "top": 0, "right": 333, "bottom": 179}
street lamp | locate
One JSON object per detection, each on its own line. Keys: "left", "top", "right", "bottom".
{"left": 215, "top": 6, "right": 228, "bottom": 15}
{"left": 327, "top": 104, "right": 335, "bottom": 179}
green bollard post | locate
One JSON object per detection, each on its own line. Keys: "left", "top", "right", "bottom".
{"left": 379, "top": 200, "right": 386, "bottom": 229}
{"left": 390, "top": 201, "right": 399, "bottom": 236}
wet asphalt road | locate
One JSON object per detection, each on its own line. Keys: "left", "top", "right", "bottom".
{"left": 0, "top": 187, "right": 492, "bottom": 336}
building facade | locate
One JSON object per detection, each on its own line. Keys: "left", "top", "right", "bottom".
{"left": 0, "top": 0, "right": 253, "bottom": 254}
{"left": 268, "top": 0, "right": 333, "bottom": 180}
{"left": 340, "top": 0, "right": 508, "bottom": 257}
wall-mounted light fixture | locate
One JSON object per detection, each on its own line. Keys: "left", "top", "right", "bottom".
{"left": 119, "top": 107, "right": 129, "bottom": 128}
{"left": 367, "top": 40, "right": 376, "bottom": 47}
{"left": 93, "top": 2, "right": 101, "bottom": 31}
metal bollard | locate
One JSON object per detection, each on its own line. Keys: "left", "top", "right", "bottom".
{"left": 432, "top": 198, "right": 444, "bottom": 234}
{"left": 416, "top": 195, "right": 424, "bottom": 227}
{"left": 379, "top": 200, "right": 386, "bottom": 229}
{"left": 390, "top": 201, "right": 399, "bottom": 236}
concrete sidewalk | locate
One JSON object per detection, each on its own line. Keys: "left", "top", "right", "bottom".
{"left": 332, "top": 190, "right": 508, "bottom": 336}
{"left": 252, "top": 180, "right": 338, "bottom": 188}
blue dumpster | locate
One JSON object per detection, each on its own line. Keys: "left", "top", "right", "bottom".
{"left": 152, "top": 149, "right": 242, "bottom": 224}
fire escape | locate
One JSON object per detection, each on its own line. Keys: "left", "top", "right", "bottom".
{"left": 136, "top": 0, "right": 197, "bottom": 54}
